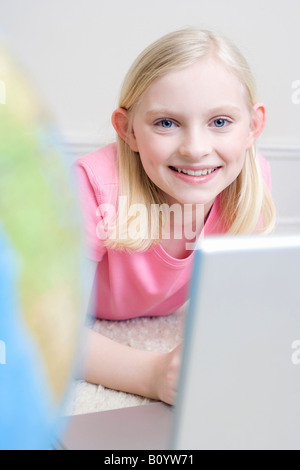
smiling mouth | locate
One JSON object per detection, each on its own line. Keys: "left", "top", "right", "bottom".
{"left": 169, "top": 166, "right": 219, "bottom": 176}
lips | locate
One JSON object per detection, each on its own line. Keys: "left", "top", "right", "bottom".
{"left": 169, "top": 166, "right": 219, "bottom": 176}
{"left": 169, "top": 166, "right": 220, "bottom": 177}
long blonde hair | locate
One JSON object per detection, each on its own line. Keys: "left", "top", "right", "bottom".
{"left": 106, "top": 28, "right": 276, "bottom": 250}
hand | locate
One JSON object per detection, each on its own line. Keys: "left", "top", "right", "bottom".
{"left": 154, "top": 345, "right": 182, "bottom": 406}
{"left": 83, "top": 329, "right": 183, "bottom": 404}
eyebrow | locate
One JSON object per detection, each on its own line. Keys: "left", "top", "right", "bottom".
{"left": 205, "top": 105, "right": 242, "bottom": 115}
{"left": 145, "top": 109, "right": 177, "bottom": 118}
{"left": 145, "top": 105, "right": 242, "bottom": 117}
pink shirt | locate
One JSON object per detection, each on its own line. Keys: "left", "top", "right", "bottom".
{"left": 75, "top": 143, "right": 271, "bottom": 320}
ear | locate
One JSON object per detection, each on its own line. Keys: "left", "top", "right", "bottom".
{"left": 111, "top": 108, "right": 139, "bottom": 152}
{"left": 246, "top": 103, "right": 266, "bottom": 149}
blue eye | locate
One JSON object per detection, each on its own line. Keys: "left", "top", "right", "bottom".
{"left": 213, "top": 118, "right": 229, "bottom": 127}
{"left": 157, "top": 119, "right": 175, "bottom": 128}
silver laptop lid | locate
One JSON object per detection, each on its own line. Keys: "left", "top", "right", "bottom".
{"left": 172, "top": 235, "right": 300, "bottom": 450}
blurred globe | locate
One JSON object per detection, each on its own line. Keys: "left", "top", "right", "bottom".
{"left": 0, "top": 42, "right": 82, "bottom": 449}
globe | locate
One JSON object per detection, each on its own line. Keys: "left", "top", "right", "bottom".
{"left": 0, "top": 42, "right": 83, "bottom": 449}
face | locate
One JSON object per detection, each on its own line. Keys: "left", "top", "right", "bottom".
{"left": 116, "top": 56, "right": 264, "bottom": 212}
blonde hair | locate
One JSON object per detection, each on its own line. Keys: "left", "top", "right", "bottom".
{"left": 106, "top": 28, "right": 276, "bottom": 250}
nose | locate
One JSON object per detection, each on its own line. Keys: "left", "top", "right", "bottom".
{"left": 178, "top": 126, "right": 212, "bottom": 160}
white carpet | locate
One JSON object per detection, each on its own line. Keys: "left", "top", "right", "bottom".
{"left": 66, "top": 303, "right": 187, "bottom": 416}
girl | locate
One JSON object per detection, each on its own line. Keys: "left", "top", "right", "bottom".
{"left": 75, "top": 29, "right": 276, "bottom": 405}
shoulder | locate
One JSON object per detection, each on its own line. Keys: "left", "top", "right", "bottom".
{"left": 75, "top": 142, "right": 118, "bottom": 187}
{"left": 73, "top": 143, "right": 119, "bottom": 262}
{"left": 257, "top": 153, "right": 271, "bottom": 189}
{"left": 257, "top": 153, "right": 270, "bottom": 173}
{"left": 74, "top": 143, "right": 119, "bottom": 206}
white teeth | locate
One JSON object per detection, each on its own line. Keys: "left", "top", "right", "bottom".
{"left": 174, "top": 167, "right": 216, "bottom": 176}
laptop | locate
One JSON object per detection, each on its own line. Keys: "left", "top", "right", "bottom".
{"left": 61, "top": 234, "right": 300, "bottom": 450}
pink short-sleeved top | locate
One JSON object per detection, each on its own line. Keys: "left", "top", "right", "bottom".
{"left": 74, "top": 143, "right": 271, "bottom": 320}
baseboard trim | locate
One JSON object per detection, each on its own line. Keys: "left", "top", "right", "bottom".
{"left": 60, "top": 135, "right": 300, "bottom": 233}
{"left": 258, "top": 144, "right": 300, "bottom": 161}
{"left": 60, "top": 133, "right": 300, "bottom": 162}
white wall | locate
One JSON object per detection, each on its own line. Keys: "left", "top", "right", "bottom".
{"left": 1, "top": 0, "right": 300, "bottom": 231}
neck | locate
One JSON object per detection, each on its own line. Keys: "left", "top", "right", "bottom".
{"left": 160, "top": 199, "right": 215, "bottom": 259}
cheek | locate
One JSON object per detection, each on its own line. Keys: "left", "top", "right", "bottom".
{"left": 240, "top": 120, "right": 254, "bottom": 150}
{"left": 216, "top": 139, "right": 247, "bottom": 181}
{"left": 222, "top": 127, "right": 250, "bottom": 159}
{"left": 137, "top": 134, "right": 172, "bottom": 166}
{"left": 136, "top": 139, "right": 164, "bottom": 176}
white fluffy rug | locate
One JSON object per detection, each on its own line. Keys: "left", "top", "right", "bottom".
{"left": 65, "top": 303, "right": 187, "bottom": 416}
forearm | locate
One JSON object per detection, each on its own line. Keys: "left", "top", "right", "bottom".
{"left": 80, "top": 328, "right": 163, "bottom": 400}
